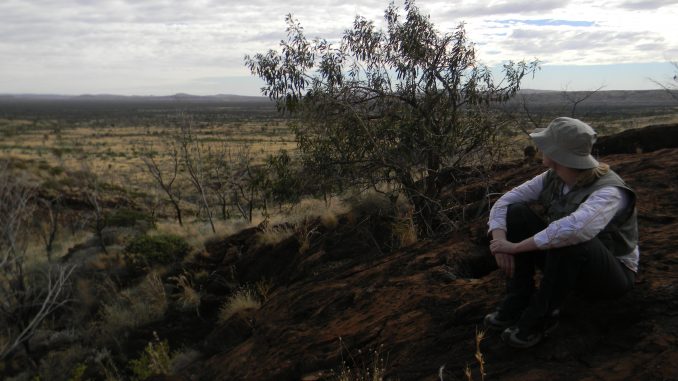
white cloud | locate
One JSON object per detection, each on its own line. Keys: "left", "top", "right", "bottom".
{"left": 442, "top": 0, "right": 568, "bottom": 18}
{"left": 0, "top": 0, "right": 677, "bottom": 94}
{"left": 618, "top": 0, "right": 678, "bottom": 10}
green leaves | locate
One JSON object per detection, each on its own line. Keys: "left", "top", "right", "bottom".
{"left": 244, "top": 1, "right": 539, "bottom": 233}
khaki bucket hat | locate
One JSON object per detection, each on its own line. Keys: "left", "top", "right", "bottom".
{"left": 529, "top": 117, "right": 599, "bottom": 169}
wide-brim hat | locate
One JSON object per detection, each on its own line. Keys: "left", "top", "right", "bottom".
{"left": 530, "top": 117, "right": 599, "bottom": 169}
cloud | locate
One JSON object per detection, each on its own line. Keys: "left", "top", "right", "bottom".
{"left": 500, "top": 28, "right": 667, "bottom": 64}
{"left": 444, "top": 0, "right": 569, "bottom": 17}
{"left": 0, "top": 0, "right": 677, "bottom": 94}
{"left": 618, "top": 0, "right": 678, "bottom": 10}
{"left": 495, "top": 19, "right": 596, "bottom": 27}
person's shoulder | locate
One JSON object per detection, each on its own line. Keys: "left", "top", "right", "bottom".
{"left": 538, "top": 169, "right": 555, "bottom": 184}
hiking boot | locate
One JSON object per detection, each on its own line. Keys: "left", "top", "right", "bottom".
{"left": 500, "top": 309, "right": 560, "bottom": 349}
{"left": 483, "top": 310, "right": 520, "bottom": 331}
{"left": 500, "top": 326, "right": 542, "bottom": 348}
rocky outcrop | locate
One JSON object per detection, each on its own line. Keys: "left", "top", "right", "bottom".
{"left": 594, "top": 123, "right": 678, "bottom": 155}
{"left": 170, "top": 143, "right": 678, "bottom": 381}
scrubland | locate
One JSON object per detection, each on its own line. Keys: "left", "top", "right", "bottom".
{"left": 0, "top": 92, "right": 676, "bottom": 380}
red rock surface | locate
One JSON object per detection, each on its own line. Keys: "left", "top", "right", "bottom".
{"left": 179, "top": 147, "right": 678, "bottom": 381}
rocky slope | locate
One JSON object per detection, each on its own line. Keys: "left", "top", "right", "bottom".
{"left": 161, "top": 131, "right": 678, "bottom": 381}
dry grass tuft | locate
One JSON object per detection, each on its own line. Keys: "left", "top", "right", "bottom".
{"left": 391, "top": 207, "right": 417, "bottom": 247}
{"left": 169, "top": 272, "right": 201, "bottom": 314}
{"left": 255, "top": 225, "right": 296, "bottom": 247}
{"left": 335, "top": 339, "right": 387, "bottom": 381}
{"left": 99, "top": 272, "right": 167, "bottom": 336}
{"left": 346, "top": 191, "right": 393, "bottom": 220}
{"left": 281, "top": 197, "right": 348, "bottom": 226}
{"left": 296, "top": 220, "right": 318, "bottom": 255}
{"left": 463, "top": 328, "right": 486, "bottom": 381}
{"left": 218, "top": 287, "right": 261, "bottom": 323}
{"left": 254, "top": 278, "right": 273, "bottom": 303}
{"left": 154, "top": 219, "right": 253, "bottom": 253}
{"left": 320, "top": 210, "right": 338, "bottom": 229}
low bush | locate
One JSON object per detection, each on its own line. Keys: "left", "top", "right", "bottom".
{"left": 128, "top": 332, "right": 172, "bottom": 381}
{"left": 125, "top": 233, "right": 189, "bottom": 268}
{"left": 106, "top": 208, "right": 155, "bottom": 229}
{"left": 48, "top": 166, "right": 65, "bottom": 176}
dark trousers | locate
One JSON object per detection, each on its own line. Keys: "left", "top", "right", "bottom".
{"left": 500, "top": 203, "right": 635, "bottom": 330}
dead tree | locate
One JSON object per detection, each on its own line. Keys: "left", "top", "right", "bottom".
{"left": 205, "top": 143, "right": 234, "bottom": 220}
{"left": 229, "top": 146, "right": 260, "bottom": 223}
{"left": 0, "top": 265, "right": 75, "bottom": 359}
{"left": 0, "top": 161, "right": 32, "bottom": 271}
{"left": 142, "top": 142, "right": 184, "bottom": 226}
{"left": 0, "top": 160, "right": 75, "bottom": 359}
{"left": 82, "top": 169, "right": 108, "bottom": 254}
{"left": 36, "top": 196, "right": 61, "bottom": 262}
{"left": 177, "top": 118, "right": 216, "bottom": 233}
{"left": 650, "top": 61, "right": 678, "bottom": 102}
{"left": 561, "top": 84, "right": 605, "bottom": 117}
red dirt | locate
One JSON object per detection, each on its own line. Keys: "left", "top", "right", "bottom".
{"left": 176, "top": 147, "right": 678, "bottom": 381}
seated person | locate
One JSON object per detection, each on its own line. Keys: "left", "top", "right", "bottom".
{"left": 485, "top": 117, "right": 639, "bottom": 348}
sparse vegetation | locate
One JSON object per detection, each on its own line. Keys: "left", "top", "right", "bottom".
{"left": 334, "top": 339, "right": 388, "bottom": 381}
{"left": 99, "top": 272, "right": 167, "bottom": 337}
{"left": 0, "top": 160, "right": 75, "bottom": 360}
{"left": 0, "top": 26, "right": 676, "bottom": 381}
{"left": 218, "top": 286, "right": 262, "bottom": 323}
{"left": 128, "top": 332, "right": 172, "bottom": 381}
{"left": 106, "top": 208, "right": 155, "bottom": 229}
{"left": 255, "top": 223, "right": 295, "bottom": 246}
{"left": 125, "top": 233, "right": 190, "bottom": 268}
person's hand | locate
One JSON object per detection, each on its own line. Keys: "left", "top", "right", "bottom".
{"left": 490, "top": 238, "right": 517, "bottom": 277}
{"left": 494, "top": 253, "right": 515, "bottom": 278}
{"left": 490, "top": 238, "right": 517, "bottom": 255}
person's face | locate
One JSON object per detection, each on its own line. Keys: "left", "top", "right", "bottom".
{"left": 542, "top": 155, "right": 556, "bottom": 169}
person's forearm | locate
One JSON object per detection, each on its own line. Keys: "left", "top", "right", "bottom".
{"left": 489, "top": 233, "right": 539, "bottom": 256}
{"left": 513, "top": 236, "right": 538, "bottom": 254}
{"left": 491, "top": 229, "right": 507, "bottom": 241}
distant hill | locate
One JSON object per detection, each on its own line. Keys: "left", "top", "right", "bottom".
{"left": 514, "top": 89, "right": 677, "bottom": 106}
{"left": 1, "top": 90, "right": 675, "bottom": 107}
{"left": 0, "top": 93, "right": 277, "bottom": 121}
{"left": 0, "top": 93, "right": 271, "bottom": 103}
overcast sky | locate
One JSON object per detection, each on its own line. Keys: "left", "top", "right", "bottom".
{"left": 1, "top": 0, "right": 677, "bottom": 96}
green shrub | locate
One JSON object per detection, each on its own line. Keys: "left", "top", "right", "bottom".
{"left": 125, "top": 234, "right": 189, "bottom": 268}
{"left": 48, "top": 166, "right": 65, "bottom": 176}
{"left": 128, "top": 333, "right": 172, "bottom": 381}
{"left": 67, "top": 363, "right": 87, "bottom": 381}
{"left": 106, "top": 208, "right": 155, "bottom": 229}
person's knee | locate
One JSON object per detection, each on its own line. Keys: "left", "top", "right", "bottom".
{"left": 506, "top": 203, "right": 545, "bottom": 241}
{"left": 506, "top": 203, "right": 531, "bottom": 223}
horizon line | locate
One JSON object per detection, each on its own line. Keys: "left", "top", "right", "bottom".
{"left": 1, "top": 88, "right": 672, "bottom": 99}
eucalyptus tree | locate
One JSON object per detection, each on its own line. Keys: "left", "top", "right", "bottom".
{"left": 246, "top": 0, "right": 538, "bottom": 233}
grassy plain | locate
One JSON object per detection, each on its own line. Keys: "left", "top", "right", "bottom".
{"left": 2, "top": 90, "right": 677, "bottom": 186}
{"left": 0, "top": 98, "right": 294, "bottom": 196}
{"left": 1, "top": 91, "right": 676, "bottom": 222}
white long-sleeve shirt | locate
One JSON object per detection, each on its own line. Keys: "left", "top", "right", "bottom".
{"left": 488, "top": 171, "right": 639, "bottom": 272}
